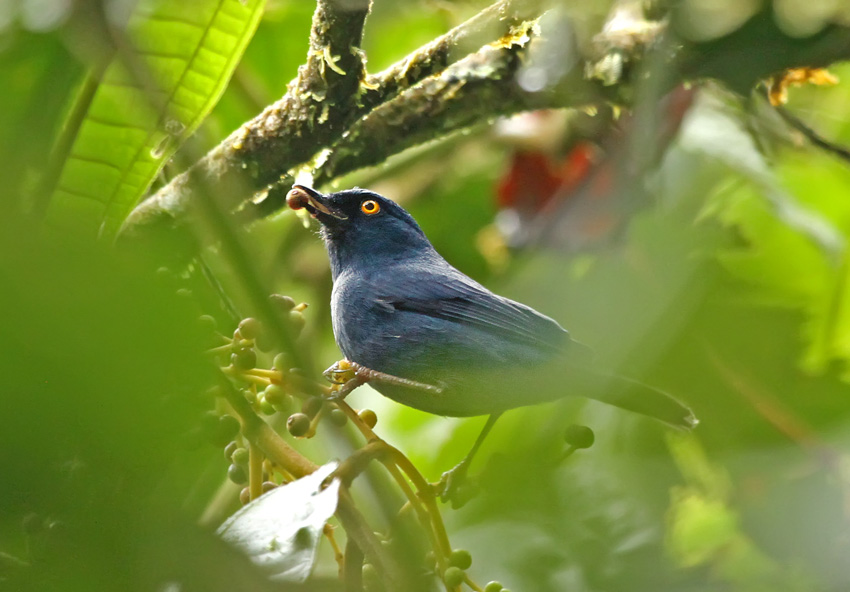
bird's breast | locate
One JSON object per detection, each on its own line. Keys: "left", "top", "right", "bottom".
{"left": 330, "top": 273, "right": 398, "bottom": 370}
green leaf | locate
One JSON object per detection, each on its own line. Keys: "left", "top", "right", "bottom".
{"left": 44, "top": 0, "right": 265, "bottom": 239}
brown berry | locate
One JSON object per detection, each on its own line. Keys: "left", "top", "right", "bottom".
{"left": 286, "top": 187, "right": 310, "bottom": 210}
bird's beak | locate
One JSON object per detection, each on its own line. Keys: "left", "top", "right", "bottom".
{"left": 286, "top": 185, "right": 347, "bottom": 221}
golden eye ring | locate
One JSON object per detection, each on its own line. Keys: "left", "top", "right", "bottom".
{"left": 361, "top": 200, "right": 380, "bottom": 215}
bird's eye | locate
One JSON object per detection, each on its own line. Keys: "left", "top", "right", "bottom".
{"left": 360, "top": 200, "right": 380, "bottom": 215}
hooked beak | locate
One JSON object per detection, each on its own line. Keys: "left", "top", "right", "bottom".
{"left": 286, "top": 185, "right": 347, "bottom": 221}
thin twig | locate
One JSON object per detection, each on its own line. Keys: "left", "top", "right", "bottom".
{"left": 336, "top": 400, "right": 454, "bottom": 572}
{"left": 248, "top": 441, "right": 263, "bottom": 500}
{"left": 219, "top": 375, "right": 408, "bottom": 588}
{"left": 774, "top": 103, "right": 850, "bottom": 163}
{"left": 343, "top": 536, "right": 365, "bottom": 592}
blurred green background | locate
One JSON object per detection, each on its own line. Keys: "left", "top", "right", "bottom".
{"left": 2, "top": 0, "right": 850, "bottom": 590}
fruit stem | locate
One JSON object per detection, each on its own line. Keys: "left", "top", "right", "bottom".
{"left": 249, "top": 442, "right": 263, "bottom": 501}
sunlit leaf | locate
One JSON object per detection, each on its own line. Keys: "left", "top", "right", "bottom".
{"left": 217, "top": 462, "right": 340, "bottom": 583}
{"left": 44, "top": 0, "right": 265, "bottom": 239}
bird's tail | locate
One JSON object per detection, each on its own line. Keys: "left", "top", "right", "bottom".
{"left": 572, "top": 370, "right": 698, "bottom": 430}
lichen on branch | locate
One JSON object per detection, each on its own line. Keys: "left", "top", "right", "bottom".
{"left": 120, "top": 0, "right": 552, "bottom": 243}
{"left": 121, "top": 0, "right": 850, "bottom": 249}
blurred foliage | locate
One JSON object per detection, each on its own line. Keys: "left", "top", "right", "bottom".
{"left": 2, "top": 1, "right": 850, "bottom": 591}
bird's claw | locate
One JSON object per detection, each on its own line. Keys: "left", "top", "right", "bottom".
{"left": 323, "top": 360, "right": 357, "bottom": 384}
{"left": 436, "top": 460, "right": 479, "bottom": 509}
{"left": 322, "top": 360, "right": 366, "bottom": 404}
{"left": 323, "top": 360, "right": 444, "bottom": 394}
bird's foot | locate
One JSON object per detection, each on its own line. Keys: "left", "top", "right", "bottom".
{"left": 352, "top": 364, "right": 444, "bottom": 394}
{"left": 436, "top": 460, "right": 480, "bottom": 509}
{"left": 323, "top": 360, "right": 357, "bottom": 384}
{"left": 323, "top": 360, "right": 444, "bottom": 401}
{"left": 323, "top": 360, "right": 364, "bottom": 402}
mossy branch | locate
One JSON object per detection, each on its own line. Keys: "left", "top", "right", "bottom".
{"left": 121, "top": 0, "right": 850, "bottom": 251}
{"left": 358, "top": 0, "right": 545, "bottom": 111}
{"left": 120, "top": 0, "right": 551, "bottom": 244}
{"left": 120, "top": 0, "right": 373, "bottom": 241}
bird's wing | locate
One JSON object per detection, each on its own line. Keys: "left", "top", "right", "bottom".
{"left": 381, "top": 263, "right": 585, "bottom": 357}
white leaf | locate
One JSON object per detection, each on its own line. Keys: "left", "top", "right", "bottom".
{"left": 217, "top": 462, "right": 340, "bottom": 583}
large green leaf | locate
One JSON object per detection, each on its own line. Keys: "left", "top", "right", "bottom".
{"left": 44, "top": 0, "right": 265, "bottom": 239}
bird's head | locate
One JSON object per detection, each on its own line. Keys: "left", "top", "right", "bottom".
{"left": 286, "top": 185, "right": 433, "bottom": 273}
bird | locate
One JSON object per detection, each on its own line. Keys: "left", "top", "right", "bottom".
{"left": 286, "top": 185, "right": 696, "bottom": 497}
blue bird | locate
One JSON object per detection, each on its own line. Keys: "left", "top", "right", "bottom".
{"left": 287, "top": 185, "right": 696, "bottom": 497}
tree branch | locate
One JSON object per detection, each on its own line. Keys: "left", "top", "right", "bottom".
{"left": 120, "top": 0, "right": 549, "bottom": 242}
{"left": 314, "top": 26, "right": 590, "bottom": 186}
{"left": 220, "top": 375, "right": 411, "bottom": 589}
{"left": 358, "top": 0, "right": 544, "bottom": 111}
{"left": 121, "top": 1, "right": 850, "bottom": 248}
{"left": 121, "top": 0, "right": 372, "bottom": 239}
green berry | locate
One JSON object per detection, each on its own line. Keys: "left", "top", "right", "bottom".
{"left": 287, "top": 413, "right": 311, "bottom": 437}
{"left": 288, "top": 310, "right": 306, "bottom": 335}
{"left": 217, "top": 414, "right": 240, "bottom": 441}
{"left": 362, "top": 563, "right": 379, "bottom": 590}
{"left": 231, "top": 348, "right": 256, "bottom": 370}
{"left": 259, "top": 396, "right": 276, "bottom": 415}
{"left": 564, "top": 424, "right": 595, "bottom": 449}
{"left": 443, "top": 566, "right": 465, "bottom": 588}
{"left": 269, "top": 294, "right": 296, "bottom": 312}
{"left": 198, "top": 314, "right": 217, "bottom": 332}
{"left": 231, "top": 447, "right": 249, "bottom": 468}
{"left": 272, "top": 353, "right": 289, "bottom": 370}
{"left": 238, "top": 317, "right": 263, "bottom": 341}
{"left": 242, "top": 388, "right": 257, "bottom": 404}
{"left": 263, "top": 384, "right": 286, "bottom": 406}
{"left": 329, "top": 408, "right": 348, "bottom": 426}
{"left": 449, "top": 549, "right": 472, "bottom": 570}
{"left": 227, "top": 463, "right": 247, "bottom": 484}
{"left": 201, "top": 411, "right": 226, "bottom": 445}
{"left": 358, "top": 408, "right": 378, "bottom": 429}
{"left": 224, "top": 441, "right": 238, "bottom": 460}
{"left": 484, "top": 582, "right": 504, "bottom": 592}
{"left": 301, "top": 396, "right": 324, "bottom": 418}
